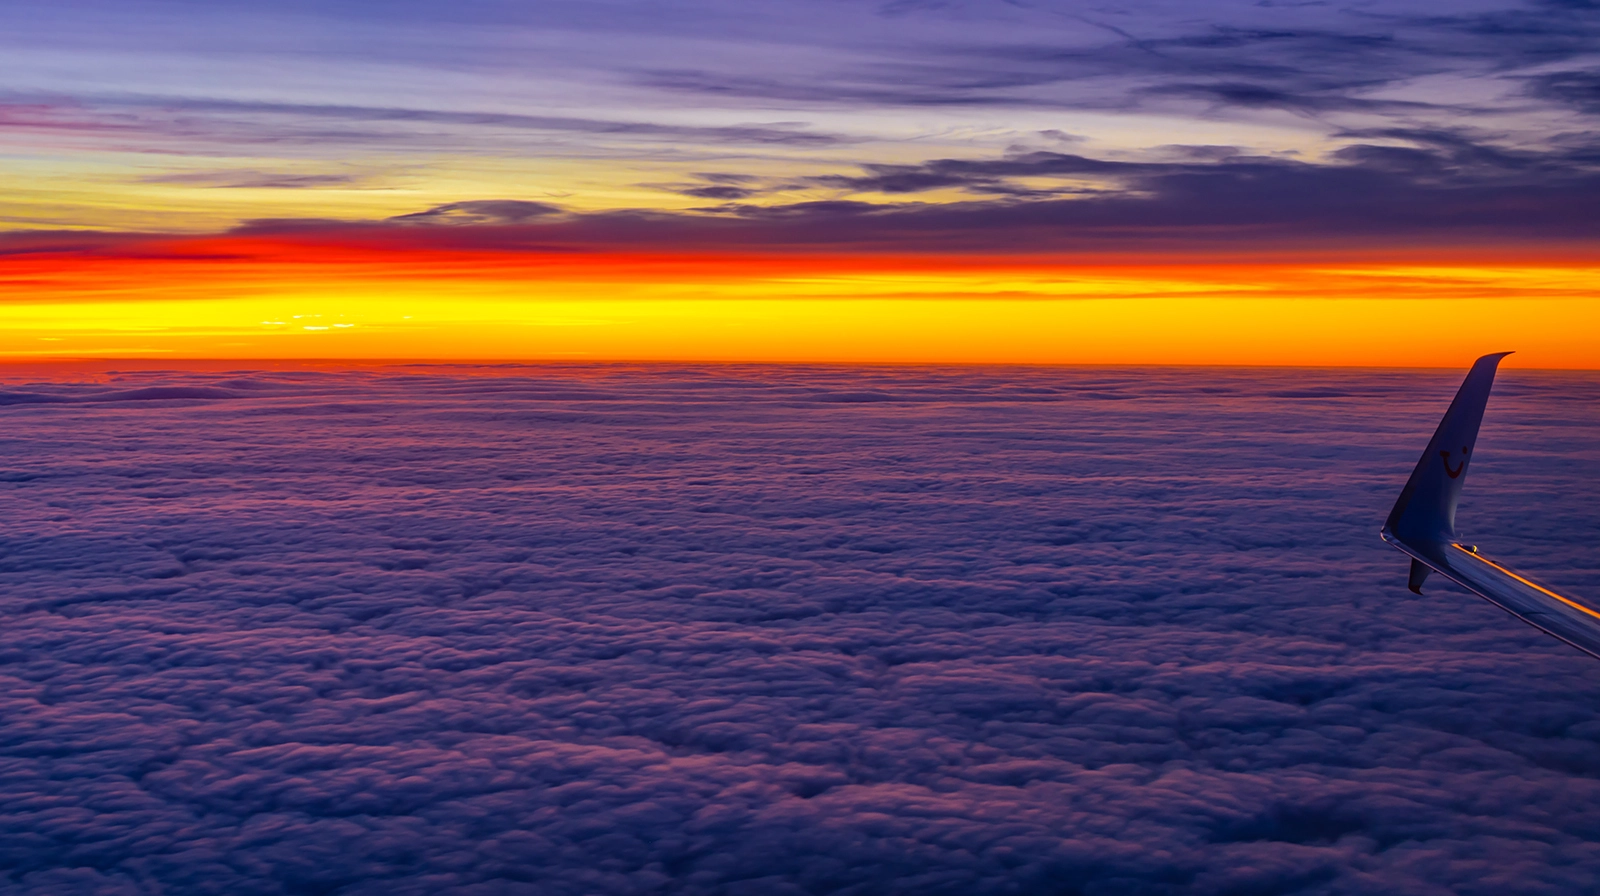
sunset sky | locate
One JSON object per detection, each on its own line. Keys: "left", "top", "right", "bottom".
{"left": 4, "top": 0, "right": 1598, "bottom": 365}
{"left": 8, "top": 6, "right": 1600, "bottom": 889}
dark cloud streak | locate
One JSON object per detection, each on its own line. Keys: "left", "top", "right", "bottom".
{"left": 1526, "top": 68, "right": 1600, "bottom": 114}
{"left": 0, "top": 94, "right": 851, "bottom": 150}
{"left": 387, "top": 200, "right": 566, "bottom": 226}
{"left": 138, "top": 170, "right": 361, "bottom": 189}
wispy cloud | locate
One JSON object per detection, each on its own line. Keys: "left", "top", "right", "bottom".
{"left": 676, "top": 184, "right": 762, "bottom": 200}
{"left": 139, "top": 170, "right": 361, "bottom": 189}
{"left": 1525, "top": 67, "right": 1600, "bottom": 114}
{"left": 630, "top": 3, "right": 1600, "bottom": 124}
{"left": 388, "top": 200, "right": 566, "bottom": 226}
{"left": 0, "top": 94, "right": 849, "bottom": 153}
{"left": 10, "top": 129, "right": 1590, "bottom": 259}
{"left": 806, "top": 152, "right": 1136, "bottom": 196}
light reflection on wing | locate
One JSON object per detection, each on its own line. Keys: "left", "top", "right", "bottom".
{"left": 1382, "top": 534, "right": 1600, "bottom": 659}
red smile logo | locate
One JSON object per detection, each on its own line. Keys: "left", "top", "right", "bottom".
{"left": 1439, "top": 445, "right": 1469, "bottom": 479}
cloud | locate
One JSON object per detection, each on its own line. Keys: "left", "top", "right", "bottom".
{"left": 598, "top": 0, "right": 1600, "bottom": 163}
{"left": 388, "top": 200, "right": 566, "bottom": 226}
{"left": 7, "top": 126, "right": 1599, "bottom": 262}
{"left": 630, "top": 6, "right": 1597, "bottom": 117}
{"left": 805, "top": 151, "right": 1135, "bottom": 196}
{"left": 139, "top": 170, "right": 361, "bottom": 189}
{"left": 0, "top": 95, "right": 850, "bottom": 153}
{"left": 173, "top": 98, "right": 846, "bottom": 146}
{"left": 1, "top": 363, "right": 1598, "bottom": 893}
{"left": 670, "top": 135, "right": 1600, "bottom": 247}
{"left": 677, "top": 185, "right": 761, "bottom": 200}
{"left": 695, "top": 173, "right": 762, "bottom": 184}
{"left": 1136, "top": 81, "right": 1437, "bottom": 114}
{"left": 1526, "top": 68, "right": 1600, "bottom": 114}
{"left": 633, "top": 67, "right": 1059, "bottom": 107}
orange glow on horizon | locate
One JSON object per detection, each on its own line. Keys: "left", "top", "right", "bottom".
{"left": 1, "top": 233, "right": 1596, "bottom": 368}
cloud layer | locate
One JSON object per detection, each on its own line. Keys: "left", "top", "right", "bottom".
{"left": 2, "top": 364, "right": 1599, "bottom": 894}
{"left": 11, "top": 123, "right": 1598, "bottom": 255}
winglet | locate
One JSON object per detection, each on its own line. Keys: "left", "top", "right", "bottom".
{"left": 1407, "top": 558, "right": 1431, "bottom": 595}
{"left": 1383, "top": 352, "right": 1512, "bottom": 561}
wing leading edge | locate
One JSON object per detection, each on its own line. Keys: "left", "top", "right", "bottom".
{"left": 1380, "top": 353, "right": 1600, "bottom": 660}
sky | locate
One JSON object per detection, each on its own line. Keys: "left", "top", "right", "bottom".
{"left": 2, "top": 0, "right": 1599, "bottom": 362}
{"left": 3, "top": 363, "right": 1599, "bottom": 893}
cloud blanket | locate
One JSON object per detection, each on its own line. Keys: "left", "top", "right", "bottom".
{"left": 2, "top": 364, "right": 1598, "bottom": 895}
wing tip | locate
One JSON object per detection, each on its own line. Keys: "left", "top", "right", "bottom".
{"left": 1384, "top": 351, "right": 1515, "bottom": 545}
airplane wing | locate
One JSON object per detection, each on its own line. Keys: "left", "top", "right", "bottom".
{"left": 1380, "top": 352, "right": 1600, "bottom": 660}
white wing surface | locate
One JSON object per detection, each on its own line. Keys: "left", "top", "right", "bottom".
{"left": 1380, "top": 353, "right": 1600, "bottom": 660}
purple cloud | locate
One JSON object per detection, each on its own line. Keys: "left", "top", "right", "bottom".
{"left": 1, "top": 364, "right": 1598, "bottom": 893}
{"left": 387, "top": 200, "right": 566, "bottom": 226}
